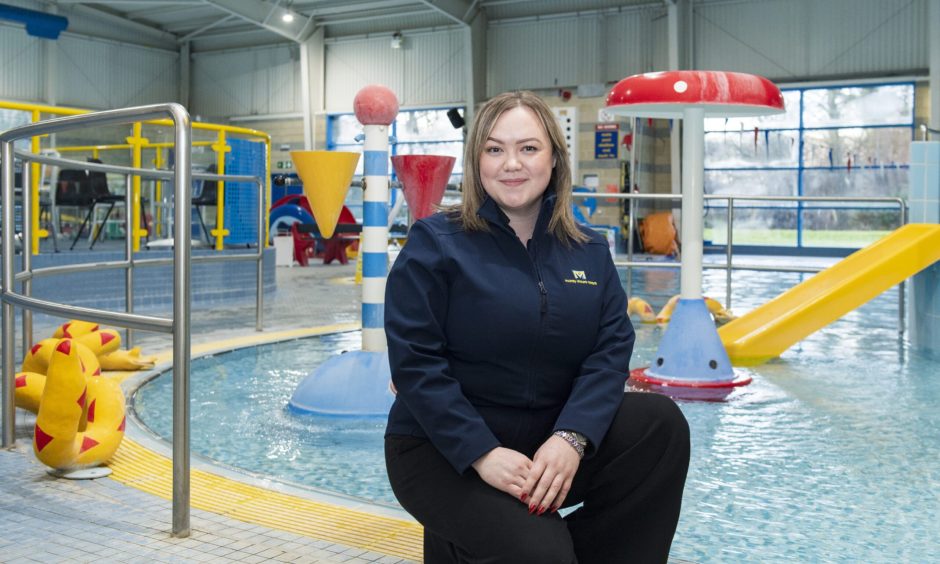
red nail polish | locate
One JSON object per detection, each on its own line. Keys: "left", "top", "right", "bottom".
{"left": 551, "top": 505, "right": 559, "bottom": 513}
{"left": 521, "top": 493, "right": 527, "bottom": 502}
{"left": 528, "top": 505, "right": 536, "bottom": 514}
{"left": 537, "top": 506, "right": 546, "bottom": 516}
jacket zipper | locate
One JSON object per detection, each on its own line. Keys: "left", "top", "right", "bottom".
{"left": 538, "top": 281, "right": 548, "bottom": 313}
{"left": 487, "top": 215, "right": 549, "bottom": 407}
{"left": 527, "top": 238, "right": 547, "bottom": 406}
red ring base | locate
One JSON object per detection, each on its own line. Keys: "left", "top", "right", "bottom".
{"left": 628, "top": 367, "right": 752, "bottom": 402}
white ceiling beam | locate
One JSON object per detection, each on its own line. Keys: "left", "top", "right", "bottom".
{"left": 54, "top": 0, "right": 194, "bottom": 4}
{"left": 188, "top": 24, "right": 280, "bottom": 40}
{"left": 121, "top": 5, "right": 213, "bottom": 21}
{"left": 179, "top": 14, "right": 236, "bottom": 41}
{"left": 416, "top": 0, "right": 472, "bottom": 26}
{"left": 200, "top": 0, "right": 315, "bottom": 42}
{"left": 306, "top": 0, "right": 417, "bottom": 17}
{"left": 463, "top": 0, "right": 480, "bottom": 21}
{"left": 319, "top": 9, "right": 431, "bottom": 26}
{"left": 66, "top": 2, "right": 179, "bottom": 45}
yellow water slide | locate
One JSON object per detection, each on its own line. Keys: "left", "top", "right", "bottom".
{"left": 719, "top": 224, "right": 940, "bottom": 366}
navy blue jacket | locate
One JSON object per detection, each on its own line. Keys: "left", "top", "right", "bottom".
{"left": 384, "top": 193, "right": 635, "bottom": 474}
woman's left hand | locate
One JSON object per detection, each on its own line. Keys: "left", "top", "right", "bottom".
{"left": 522, "top": 435, "right": 581, "bottom": 515}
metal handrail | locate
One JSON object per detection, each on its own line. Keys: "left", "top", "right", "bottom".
{"left": 572, "top": 191, "right": 908, "bottom": 333}
{"left": 1, "top": 103, "right": 267, "bottom": 538}
{"left": 11, "top": 152, "right": 265, "bottom": 338}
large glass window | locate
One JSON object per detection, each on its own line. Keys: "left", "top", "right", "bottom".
{"left": 327, "top": 107, "right": 464, "bottom": 222}
{"left": 703, "top": 83, "right": 914, "bottom": 250}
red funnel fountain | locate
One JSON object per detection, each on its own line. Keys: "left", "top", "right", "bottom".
{"left": 391, "top": 155, "right": 455, "bottom": 220}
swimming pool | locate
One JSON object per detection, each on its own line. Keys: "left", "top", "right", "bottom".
{"left": 132, "top": 266, "right": 940, "bottom": 562}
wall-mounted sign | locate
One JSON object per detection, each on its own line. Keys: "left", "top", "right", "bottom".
{"left": 276, "top": 160, "right": 293, "bottom": 170}
{"left": 595, "top": 123, "right": 618, "bottom": 160}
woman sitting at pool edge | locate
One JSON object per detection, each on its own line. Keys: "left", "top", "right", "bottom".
{"left": 384, "top": 90, "right": 690, "bottom": 564}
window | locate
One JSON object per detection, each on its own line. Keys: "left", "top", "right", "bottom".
{"left": 0, "top": 109, "right": 32, "bottom": 152}
{"left": 703, "top": 83, "right": 914, "bottom": 250}
{"left": 327, "top": 107, "right": 464, "bottom": 222}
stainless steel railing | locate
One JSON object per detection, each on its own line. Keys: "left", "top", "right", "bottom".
{"left": 1, "top": 103, "right": 266, "bottom": 538}
{"left": 13, "top": 151, "right": 267, "bottom": 348}
{"left": 573, "top": 191, "right": 908, "bottom": 332}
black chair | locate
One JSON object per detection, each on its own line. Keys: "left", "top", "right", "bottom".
{"left": 192, "top": 164, "right": 218, "bottom": 245}
{"left": 55, "top": 158, "right": 147, "bottom": 250}
{"left": 84, "top": 161, "right": 126, "bottom": 249}
{"left": 55, "top": 165, "right": 99, "bottom": 250}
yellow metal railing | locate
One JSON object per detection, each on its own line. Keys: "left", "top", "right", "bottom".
{"left": 1, "top": 100, "right": 272, "bottom": 253}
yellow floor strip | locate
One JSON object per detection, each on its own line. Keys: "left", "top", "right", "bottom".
{"left": 107, "top": 440, "right": 422, "bottom": 560}
{"left": 106, "top": 322, "right": 423, "bottom": 562}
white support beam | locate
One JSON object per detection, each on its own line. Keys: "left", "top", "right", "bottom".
{"left": 417, "top": 0, "right": 471, "bottom": 26}
{"left": 931, "top": 0, "right": 940, "bottom": 131}
{"left": 318, "top": 9, "right": 429, "bottom": 26}
{"left": 300, "top": 27, "right": 325, "bottom": 150}
{"left": 179, "top": 14, "right": 236, "bottom": 42}
{"left": 56, "top": 0, "right": 194, "bottom": 4}
{"left": 464, "top": 8, "right": 486, "bottom": 124}
{"left": 201, "top": 0, "right": 315, "bottom": 42}
{"left": 179, "top": 40, "right": 191, "bottom": 107}
{"left": 68, "top": 3, "right": 179, "bottom": 46}
{"left": 666, "top": 0, "right": 691, "bottom": 201}
{"left": 309, "top": 0, "right": 416, "bottom": 17}
{"left": 43, "top": 5, "right": 58, "bottom": 106}
{"left": 665, "top": 0, "right": 690, "bottom": 71}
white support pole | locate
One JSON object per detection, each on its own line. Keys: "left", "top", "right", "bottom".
{"left": 680, "top": 107, "right": 704, "bottom": 300}
{"left": 931, "top": 0, "right": 940, "bottom": 132}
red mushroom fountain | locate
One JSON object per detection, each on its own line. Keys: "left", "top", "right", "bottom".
{"left": 605, "top": 71, "right": 784, "bottom": 400}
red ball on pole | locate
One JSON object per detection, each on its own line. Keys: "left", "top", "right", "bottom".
{"left": 353, "top": 85, "right": 400, "bottom": 126}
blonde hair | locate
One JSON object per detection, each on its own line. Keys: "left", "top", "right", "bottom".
{"left": 450, "top": 91, "right": 588, "bottom": 244}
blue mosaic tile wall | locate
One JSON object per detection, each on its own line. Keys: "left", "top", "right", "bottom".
{"left": 908, "top": 141, "right": 940, "bottom": 354}
{"left": 4, "top": 247, "right": 275, "bottom": 318}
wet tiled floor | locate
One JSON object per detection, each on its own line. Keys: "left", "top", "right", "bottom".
{"left": 1, "top": 260, "right": 419, "bottom": 563}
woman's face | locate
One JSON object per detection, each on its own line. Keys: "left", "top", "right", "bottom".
{"left": 479, "top": 105, "right": 554, "bottom": 219}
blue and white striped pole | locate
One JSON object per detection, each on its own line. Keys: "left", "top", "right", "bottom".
{"left": 287, "top": 85, "right": 400, "bottom": 416}
{"left": 353, "top": 85, "right": 399, "bottom": 352}
{"left": 360, "top": 123, "right": 390, "bottom": 351}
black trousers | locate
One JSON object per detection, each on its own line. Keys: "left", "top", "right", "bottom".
{"left": 385, "top": 393, "right": 690, "bottom": 564}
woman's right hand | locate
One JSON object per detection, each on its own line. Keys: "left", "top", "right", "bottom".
{"left": 471, "top": 447, "right": 533, "bottom": 501}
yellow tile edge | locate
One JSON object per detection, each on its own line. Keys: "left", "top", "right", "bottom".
{"left": 105, "top": 322, "right": 423, "bottom": 562}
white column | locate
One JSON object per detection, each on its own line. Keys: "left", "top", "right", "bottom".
{"left": 667, "top": 0, "right": 690, "bottom": 200}
{"left": 931, "top": 0, "right": 940, "bottom": 131}
{"left": 179, "top": 41, "right": 190, "bottom": 107}
{"left": 680, "top": 107, "right": 704, "bottom": 300}
{"left": 464, "top": 10, "right": 487, "bottom": 124}
{"left": 300, "top": 28, "right": 325, "bottom": 150}
{"left": 42, "top": 6, "right": 58, "bottom": 105}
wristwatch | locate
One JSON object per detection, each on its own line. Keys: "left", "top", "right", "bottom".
{"left": 553, "top": 429, "right": 588, "bottom": 458}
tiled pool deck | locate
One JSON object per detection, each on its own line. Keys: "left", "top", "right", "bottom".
{"left": 2, "top": 261, "right": 422, "bottom": 563}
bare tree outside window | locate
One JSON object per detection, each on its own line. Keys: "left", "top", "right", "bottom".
{"left": 704, "top": 83, "right": 914, "bottom": 249}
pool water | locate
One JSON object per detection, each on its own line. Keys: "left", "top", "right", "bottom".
{"left": 132, "top": 267, "right": 940, "bottom": 562}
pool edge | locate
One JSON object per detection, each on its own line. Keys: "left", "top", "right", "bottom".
{"left": 108, "top": 322, "right": 423, "bottom": 562}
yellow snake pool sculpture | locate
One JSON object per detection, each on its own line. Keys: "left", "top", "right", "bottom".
{"left": 16, "top": 338, "right": 126, "bottom": 471}
{"left": 627, "top": 297, "right": 657, "bottom": 323}
{"left": 13, "top": 320, "right": 151, "bottom": 472}
{"left": 625, "top": 295, "right": 736, "bottom": 325}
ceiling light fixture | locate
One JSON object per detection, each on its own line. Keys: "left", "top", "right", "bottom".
{"left": 282, "top": 12, "right": 295, "bottom": 23}
{"left": 391, "top": 31, "right": 403, "bottom": 49}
